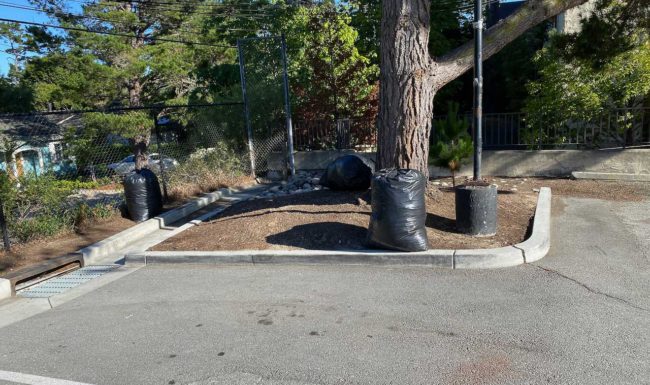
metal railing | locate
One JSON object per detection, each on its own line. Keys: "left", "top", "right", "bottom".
{"left": 293, "top": 118, "right": 377, "bottom": 151}
{"left": 434, "top": 108, "right": 650, "bottom": 149}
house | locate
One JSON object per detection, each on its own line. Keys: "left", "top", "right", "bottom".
{"left": 0, "top": 114, "right": 77, "bottom": 178}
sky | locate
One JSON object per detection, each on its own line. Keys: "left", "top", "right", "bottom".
{"left": 0, "top": 0, "right": 82, "bottom": 75}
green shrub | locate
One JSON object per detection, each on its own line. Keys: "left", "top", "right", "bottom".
{"left": 0, "top": 173, "right": 120, "bottom": 243}
{"left": 51, "top": 177, "right": 113, "bottom": 191}
{"left": 429, "top": 103, "right": 473, "bottom": 186}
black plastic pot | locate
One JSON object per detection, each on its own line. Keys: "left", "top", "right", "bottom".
{"left": 455, "top": 183, "right": 497, "bottom": 236}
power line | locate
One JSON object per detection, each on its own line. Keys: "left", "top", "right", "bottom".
{"left": 98, "top": 0, "right": 281, "bottom": 12}
{"left": 0, "top": 17, "right": 237, "bottom": 48}
{"left": 67, "top": 0, "right": 276, "bottom": 18}
{"left": 0, "top": 1, "right": 260, "bottom": 33}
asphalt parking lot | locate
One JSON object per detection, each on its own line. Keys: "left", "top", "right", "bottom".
{"left": 0, "top": 197, "right": 648, "bottom": 385}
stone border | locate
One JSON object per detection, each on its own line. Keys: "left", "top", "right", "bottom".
{"left": 125, "top": 187, "right": 552, "bottom": 269}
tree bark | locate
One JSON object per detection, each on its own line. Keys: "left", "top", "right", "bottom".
{"left": 133, "top": 134, "right": 149, "bottom": 171}
{"left": 377, "top": 0, "right": 591, "bottom": 177}
{"left": 377, "top": 0, "right": 438, "bottom": 174}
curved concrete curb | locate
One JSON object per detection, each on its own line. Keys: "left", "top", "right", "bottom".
{"left": 79, "top": 185, "right": 261, "bottom": 265}
{"left": 0, "top": 278, "right": 10, "bottom": 301}
{"left": 514, "top": 187, "right": 551, "bottom": 263}
{"left": 126, "top": 187, "right": 552, "bottom": 269}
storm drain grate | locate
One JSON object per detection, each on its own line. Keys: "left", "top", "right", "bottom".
{"left": 17, "top": 265, "right": 120, "bottom": 298}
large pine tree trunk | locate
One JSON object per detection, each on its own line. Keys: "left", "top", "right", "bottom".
{"left": 377, "top": 0, "right": 437, "bottom": 177}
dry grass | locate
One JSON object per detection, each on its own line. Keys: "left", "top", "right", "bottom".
{"left": 167, "top": 170, "right": 255, "bottom": 202}
{"left": 165, "top": 145, "right": 256, "bottom": 202}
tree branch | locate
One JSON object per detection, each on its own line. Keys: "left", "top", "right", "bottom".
{"left": 433, "top": 0, "right": 591, "bottom": 89}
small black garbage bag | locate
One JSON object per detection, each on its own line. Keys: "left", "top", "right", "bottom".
{"left": 320, "top": 155, "right": 374, "bottom": 190}
{"left": 123, "top": 168, "right": 163, "bottom": 222}
{"left": 366, "top": 168, "right": 429, "bottom": 252}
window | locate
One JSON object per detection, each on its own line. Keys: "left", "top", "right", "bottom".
{"left": 52, "top": 143, "right": 64, "bottom": 163}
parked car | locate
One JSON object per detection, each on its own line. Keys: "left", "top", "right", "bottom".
{"left": 107, "top": 153, "right": 179, "bottom": 176}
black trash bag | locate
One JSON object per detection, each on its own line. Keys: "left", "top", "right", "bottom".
{"left": 366, "top": 168, "right": 429, "bottom": 252}
{"left": 123, "top": 168, "right": 163, "bottom": 222}
{"left": 320, "top": 155, "right": 374, "bottom": 190}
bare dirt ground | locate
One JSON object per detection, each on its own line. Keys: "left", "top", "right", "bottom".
{"left": 153, "top": 177, "right": 649, "bottom": 252}
{"left": 0, "top": 215, "right": 135, "bottom": 274}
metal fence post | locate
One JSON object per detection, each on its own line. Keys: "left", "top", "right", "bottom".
{"left": 472, "top": 0, "right": 483, "bottom": 180}
{"left": 237, "top": 39, "right": 257, "bottom": 177}
{"left": 153, "top": 115, "right": 169, "bottom": 202}
{"left": 280, "top": 35, "right": 296, "bottom": 177}
{"left": 0, "top": 198, "right": 10, "bottom": 252}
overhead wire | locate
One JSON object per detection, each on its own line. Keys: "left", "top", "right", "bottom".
{"left": 0, "top": 0, "right": 260, "bottom": 33}
{"left": 0, "top": 17, "right": 238, "bottom": 48}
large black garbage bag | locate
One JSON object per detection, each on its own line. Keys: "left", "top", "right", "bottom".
{"left": 320, "top": 155, "right": 374, "bottom": 190}
{"left": 123, "top": 168, "right": 163, "bottom": 222}
{"left": 367, "top": 168, "right": 429, "bottom": 252}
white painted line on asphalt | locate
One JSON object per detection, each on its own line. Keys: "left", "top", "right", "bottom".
{"left": 0, "top": 370, "right": 95, "bottom": 385}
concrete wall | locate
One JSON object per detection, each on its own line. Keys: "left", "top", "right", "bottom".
{"left": 270, "top": 149, "right": 650, "bottom": 178}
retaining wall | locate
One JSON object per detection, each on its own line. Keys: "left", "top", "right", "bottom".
{"left": 269, "top": 149, "right": 649, "bottom": 177}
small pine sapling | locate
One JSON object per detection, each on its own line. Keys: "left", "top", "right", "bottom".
{"left": 429, "top": 103, "right": 474, "bottom": 187}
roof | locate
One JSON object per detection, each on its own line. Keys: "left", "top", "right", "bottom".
{"left": 0, "top": 113, "right": 82, "bottom": 149}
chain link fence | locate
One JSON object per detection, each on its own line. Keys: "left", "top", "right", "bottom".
{"left": 434, "top": 108, "right": 650, "bottom": 150}
{"left": 0, "top": 103, "right": 252, "bottom": 249}
{"left": 0, "top": 35, "right": 296, "bottom": 251}
{"left": 238, "top": 36, "right": 292, "bottom": 178}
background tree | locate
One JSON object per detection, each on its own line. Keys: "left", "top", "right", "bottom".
{"left": 293, "top": 3, "right": 378, "bottom": 122}
{"left": 429, "top": 103, "right": 472, "bottom": 186}
{"left": 524, "top": 0, "right": 650, "bottom": 145}
{"left": 376, "top": 0, "right": 596, "bottom": 176}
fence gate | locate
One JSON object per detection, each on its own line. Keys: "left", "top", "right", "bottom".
{"left": 237, "top": 35, "right": 295, "bottom": 179}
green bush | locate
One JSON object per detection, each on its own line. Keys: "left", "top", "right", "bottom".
{"left": 0, "top": 173, "right": 119, "bottom": 243}
{"left": 429, "top": 103, "right": 473, "bottom": 186}
{"left": 51, "top": 177, "right": 113, "bottom": 191}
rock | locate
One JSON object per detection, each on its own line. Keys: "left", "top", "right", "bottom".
{"left": 302, "top": 183, "right": 312, "bottom": 190}
{"left": 431, "top": 181, "right": 441, "bottom": 185}
{"left": 267, "top": 170, "right": 283, "bottom": 181}
{"left": 532, "top": 188, "right": 540, "bottom": 192}
{"left": 441, "top": 182, "right": 449, "bottom": 187}
{"left": 290, "top": 189, "right": 304, "bottom": 194}
{"left": 269, "top": 186, "right": 281, "bottom": 192}
{"left": 510, "top": 187, "right": 518, "bottom": 192}
{"left": 311, "top": 177, "right": 320, "bottom": 185}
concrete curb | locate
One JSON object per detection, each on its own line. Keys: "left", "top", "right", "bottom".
{"left": 0, "top": 278, "right": 10, "bottom": 301}
{"left": 514, "top": 187, "right": 552, "bottom": 263}
{"left": 126, "top": 187, "right": 552, "bottom": 269}
{"left": 79, "top": 185, "right": 258, "bottom": 265}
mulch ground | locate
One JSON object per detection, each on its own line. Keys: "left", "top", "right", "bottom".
{"left": 153, "top": 177, "right": 649, "bottom": 252}
{"left": 0, "top": 215, "right": 135, "bottom": 275}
